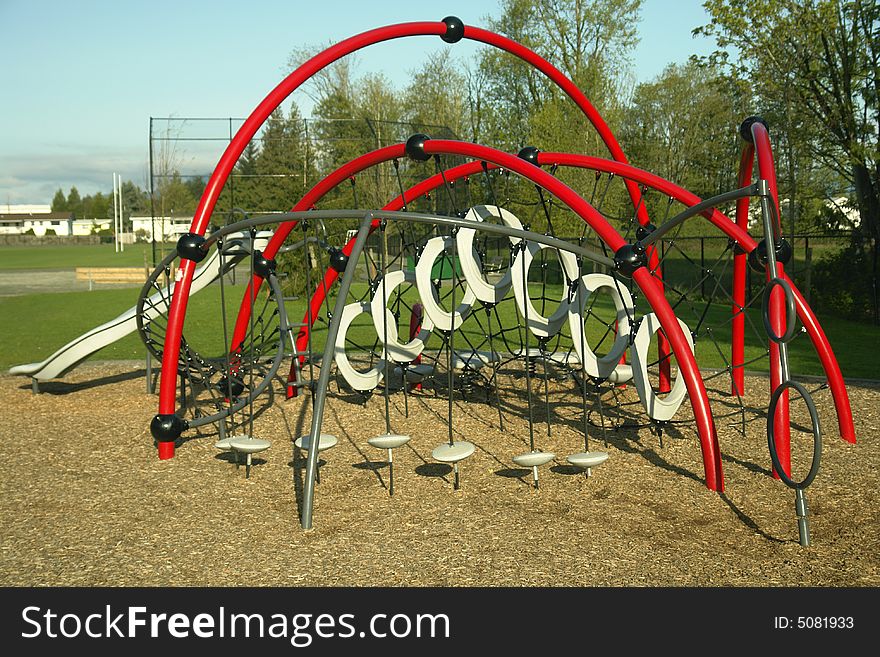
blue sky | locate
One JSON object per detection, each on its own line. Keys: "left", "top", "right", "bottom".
{"left": 0, "top": 0, "right": 718, "bottom": 205}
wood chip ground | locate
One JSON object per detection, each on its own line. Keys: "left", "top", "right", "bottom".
{"left": 1, "top": 361, "right": 877, "bottom": 587}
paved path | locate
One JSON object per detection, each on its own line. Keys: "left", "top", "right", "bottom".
{"left": 0, "top": 270, "right": 141, "bottom": 297}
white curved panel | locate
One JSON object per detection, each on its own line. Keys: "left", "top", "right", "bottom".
{"left": 629, "top": 313, "right": 694, "bottom": 421}
{"left": 334, "top": 302, "right": 384, "bottom": 391}
{"left": 456, "top": 205, "right": 523, "bottom": 304}
{"left": 370, "top": 269, "right": 434, "bottom": 363}
{"left": 414, "top": 236, "right": 476, "bottom": 333}
{"left": 568, "top": 273, "right": 634, "bottom": 379}
{"left": 511, "top": 241, "right": 580, "bottom": 338}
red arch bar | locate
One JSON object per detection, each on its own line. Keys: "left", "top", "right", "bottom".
{"left": 217, "top": 138, "right": 725, "bottom": 491}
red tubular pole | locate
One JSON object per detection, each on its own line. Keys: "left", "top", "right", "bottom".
{"left": 785, "top": 276, "right": 856, "bottom": 443}
{"left": 265, "top": 139, "right": 723, "bottom": 486}
{"left": 732, "top": 144, "right": 755, "bottom": 397}
{"left": 751, "top": 122, "right": 791, "bottom": 478}
{"left": 633, "top": 268, "right": 724, "bottom": 490}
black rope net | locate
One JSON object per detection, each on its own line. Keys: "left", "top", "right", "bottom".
{"left": 303, "top": 155, "right": 826, "bottom": 468}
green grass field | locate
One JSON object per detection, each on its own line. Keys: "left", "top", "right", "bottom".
{"left": 0, "top": 243, "right": 176, "bottom": 270}
{"left": 1, "top": 278, "right": 877, "bottom": 380}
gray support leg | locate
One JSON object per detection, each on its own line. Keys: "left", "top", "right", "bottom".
{"left": 31, "top": 378, "right": 39, "bottom": 394}
{"left": 301, "top": 214, "right": 374, "bottom": 530}
{"left": 388, "top": 448, "right": 394, "bottom": 497}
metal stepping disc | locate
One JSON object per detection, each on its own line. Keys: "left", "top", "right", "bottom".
{"left": 512, "top": 451, "right": 556, "bottom": 468}
{"left": 368, "top": 433, "right": 411, "bottom": 450}
{"left": 216, "top": 433, "right": 251, "bottom": 450}
{"left": 393, "top": 363, "right": 434, "bottom": 382}
{"left": 228, "top": 437, "right": 271, "bottom": 454}
{"left": 295, "top": 433, "right": 338, "bottom": 452}
{"left": 432, "top": 441, "right": 475, "bottom": 463}
{"left": 567, "top": 451, "right": 609, "bottom": 469}
{"left": 451, "top": 350, "right": 498, "bottom": 370}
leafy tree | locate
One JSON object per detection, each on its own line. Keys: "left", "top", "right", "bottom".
{"left": 230, "top": 142, "right": 261, "bottom": 212}
{"left": 619, "top": 62, "right": 752, "bottom": 202}
{"left": 476, "top": 0, "right": 642, "bottom": 154}
{"left": 120, "top": 180, "right": 150, "bottom": 216}
{"left": 403, "top": 51, "right": 468, "bottom": 139}
{"left": 84, "top": 192, "right": 110, "bottom": 221}
{"left": 697, "top": 0, "right": 880, "bottom": 322}
{"left": 158, "top": 171, "right": 198, "bottom": 217}
{"left": 185, "top": 175, "right": 207, "bottom": 201}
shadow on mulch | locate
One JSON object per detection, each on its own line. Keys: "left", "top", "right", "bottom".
{"left": 415, "top": 463, "right": 452, "bottom": 478}
{"left": 22, "top": 368, "right": 147, "bottom": 394}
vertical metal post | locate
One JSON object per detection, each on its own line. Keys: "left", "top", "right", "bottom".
{"left": 301, "top": 213, "right": 374, "bottom": 530}
{"left": 804, "top": 237, "right": 812, "bottom": 305}
{"left": 700, "top": 237, "right": 706, "bottom": 299}
{"left": 149, "top": 117, "right": 157, "bottom": 267}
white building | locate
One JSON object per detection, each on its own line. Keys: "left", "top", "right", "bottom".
{"left": 0, "top": 212, "right": 74, "bottom": 236}
{"left": 130, "top": 216, "right": 191, "bottom": 242}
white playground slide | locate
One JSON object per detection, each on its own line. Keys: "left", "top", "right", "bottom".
{"left": 8, "top": 231, "right": 270, "bottom": 382}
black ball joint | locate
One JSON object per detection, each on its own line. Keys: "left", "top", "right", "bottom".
{"left": 517, "top": 146, "right": 541, "bottom": 166}
{"left": 176, "top": 233, "right": 208, "bottom": 263}
{"left": 739, "top": 116, "right": 770, "bottom": 143}
{"left": 441, "top": 16, "right": 464, "bottom": 43}
{"left": 613, "top": 243, "right": 648, "bottom": 278}
{"left": 405, "top": 133, "right": 431, "bottom": 162}
{"left": 748, "top": 238, "right": 793, "bottom": 272}
{"left": 150, "top": 413, "right": 188, "bottom": 443}
{"left": 635, "top": 222, "right": 657, "bottom": 241}
{"left": 217, "top": 376, "right": 245, "bottom": 399}
{"left": 328, "top": 247, "right": 349, "bottom": 273}
{"left": 252, "top": 250, "right": 276, "bottom": 279}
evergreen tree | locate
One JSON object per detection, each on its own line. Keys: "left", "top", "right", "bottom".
{"left": 67, "top": 186, "right": 82, "bottom": 219}
{"left": 51, "top": 188, "right": 67, "bottom": 212}
{"left": 255, "top": 106, "right": 313, "bottom": 212}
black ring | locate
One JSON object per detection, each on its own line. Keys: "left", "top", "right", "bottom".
{"left": 762, "top": 277, "right": 798, "bottom": 343}
{"left": 767, "top": 380, "right": 821, "bottom": 490}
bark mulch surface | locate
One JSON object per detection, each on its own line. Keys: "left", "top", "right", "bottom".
{"left": 1, "top": 361, "right": 877, "bottom": 586}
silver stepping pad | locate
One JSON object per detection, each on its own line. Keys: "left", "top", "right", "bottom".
{"left": 216, "top": 434, "right": 251, "bottom": 450}
{"left": 432, "top": 441, "right": 475, "bottom": 463}
{"left": 368, "top": 433, "right": 411, "bottom": 450}
{"left": 512, "top": 451, "right": 556, "bottom": 467}
{"left": 295, "top": 433, "right": 338, "bottom": 452}
{"left": 451, "top": 350, "right": 499, "bottom": 370}
{"left": 393, "top": 363, "right": 434, "bottom": 381}
{"left": 567, "top": 451, "right": 609, "bottom": 468}
{"left": 228, "top": 437, "right": 271, "bottom": 454}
